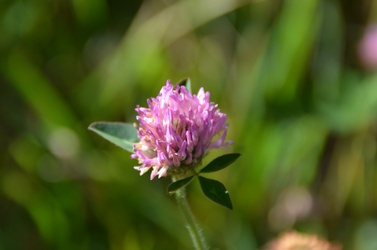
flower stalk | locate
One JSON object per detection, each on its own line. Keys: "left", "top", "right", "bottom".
{"left": 173, "top": 176, "right": 207, "bottom": 250}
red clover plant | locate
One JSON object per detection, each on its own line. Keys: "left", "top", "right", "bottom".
{"left": 89, "top": 79, "right": 240, "bottom": 250}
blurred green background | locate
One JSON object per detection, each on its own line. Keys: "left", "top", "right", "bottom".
{"left": 2, "top": 0, "right": 377, "bottom": 249}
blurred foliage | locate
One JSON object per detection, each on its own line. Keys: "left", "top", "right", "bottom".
{"left": 2, "top": 0, "right": 377, "bottom": 249}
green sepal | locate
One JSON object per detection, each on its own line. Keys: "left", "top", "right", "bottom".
{"left": 88, "top": 122, "right": 139, "bottom": 152}
{"left": 200, "top": 153, "right": 240, "bottom": 173}
{"left": 176, "top": 78, "right": 192, "bottom": 94}
{"left": 167, "top": 175, "right": 195, "bottom": 194}
{"left": 198, "top": 176, "right": 233, "bottom": 210}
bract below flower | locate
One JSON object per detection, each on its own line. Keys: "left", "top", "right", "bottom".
{"left": 131, "top": 80, "right": 231, "bottom": 179}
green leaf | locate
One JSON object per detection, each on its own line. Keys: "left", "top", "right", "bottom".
{"left": 200, "top": 153, "right": 240, "bottom": 173}
{"left": 88, "top": 122, "right": 139, "bottom": 152}
{"left": 198, "top": 176, "right": 233, "bottom": 210}
{"left": 176, "top": 78, "right": 192, "bottom": 94}
{"left": 167, "top": 176, "right": 195, "bottom": 194}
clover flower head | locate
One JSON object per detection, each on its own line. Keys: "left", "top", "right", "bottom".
{"left": 264, "top": 231, "right": 341, "bottom": 250}
{"left": 131, "top": 80, "right": 231, "bottom": 179}
{"left": 359, "top": 24, "right": 377, "bottom": 70}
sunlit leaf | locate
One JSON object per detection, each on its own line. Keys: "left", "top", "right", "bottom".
{"left": 200, "top": 153, "right": 240, "bottom": 173}
{"left": 176, "top": 78, "right": 192, "bottom": 93}
{"left": 198, "top": 176, "right": 232, "bottom": 210}
{"left": 88, "top": 122, "right": 139, "bottom": 152}
{"left": 167, "top": 176, "right": 195, "bottom": 194}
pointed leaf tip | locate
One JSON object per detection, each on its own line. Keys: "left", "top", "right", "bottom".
{"left": 88, "top": 122, "right": 139, "bottom": 152}
{"left": 168, "top": 176, "right": 195, "bottom": 194}
{"left": 198, "top": 176, "right": 233, "bottom": 210}
{"left": 176, "top": 78, "right": 192, "bottom": 94}
{"left": 200, "top": 153, "right": 241, "bottom": 173}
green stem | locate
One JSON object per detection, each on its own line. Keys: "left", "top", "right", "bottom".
{"left": 173, "top": 177, "right": 208, "bottom": 250}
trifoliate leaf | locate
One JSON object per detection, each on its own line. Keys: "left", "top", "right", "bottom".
{"left": 167, "top": 176, "right": 195, "bottom": 194}
{"left": 200, "top": 153, "right": 240, "bottom": 173}
{"left": 176, "top": 78, "right": 192, "bottom": 93}
{"left": 88, "top": 122, "right": 139, "bottom": 152}
{"left": 198, "top": 176, "right": 233, "bottom": 210}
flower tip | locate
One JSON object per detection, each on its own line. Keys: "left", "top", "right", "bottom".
{"left": 158, "top": 167, "right": 168, "bottom": 178}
